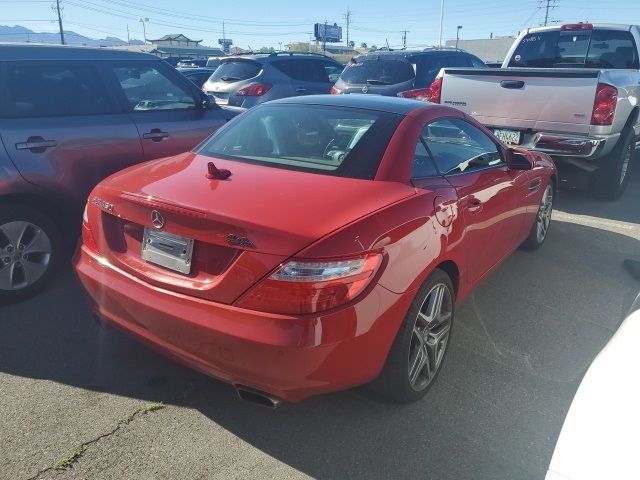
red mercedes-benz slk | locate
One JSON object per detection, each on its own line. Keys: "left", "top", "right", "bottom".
{"left": 75, "top": 95, "right": 556, "bottom": 406}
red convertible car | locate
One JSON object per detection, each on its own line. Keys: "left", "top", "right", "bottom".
{"left": 75, "top": 95, "right": 557, "bottom": 405}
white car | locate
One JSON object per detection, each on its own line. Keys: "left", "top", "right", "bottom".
{"left": 546, "top": 293, "right": 640, "bottom": 480}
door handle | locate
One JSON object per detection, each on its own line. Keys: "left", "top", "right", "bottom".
{"left": 500, "top": 80, "right": 525, "bottom": 89}
{"left": 143, "top": 129, "right": 170, "bottom": 142}
{"left": 16, "top": 136, "right": 57, "bottom": 153}
{"left": 296, "top": 88, "right": 308, "bottom": 94}
{"left": 467, "top": 198, "right": 483, "bottom": 213}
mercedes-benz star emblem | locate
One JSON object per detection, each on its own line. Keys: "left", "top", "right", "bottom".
{"left": 362, "top": 86, "right": 369, "bottom": 94}
{"left": 151, "top": 210, "right": 165, "bottom": 229}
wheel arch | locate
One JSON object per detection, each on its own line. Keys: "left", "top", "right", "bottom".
{"left": 433, "top": 260, "right": 460, "bottom": 298}
{"left": 0, "top": 192, "right": 79, "bottom": 243}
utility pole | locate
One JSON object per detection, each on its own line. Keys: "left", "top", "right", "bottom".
{"left": 438, "top": 0, "right": 444, "bottom": 47}
{"left": 139, "top": 17, "right": 149, "bottom": 44}
{"left": 344, "top": 8, "right": 351, "bottom": 47}
{"left": 54, "top": 0, "right": 65, "bottom": 45}
{"left": 323, "top": 20, "right": 327, "bottom": 54}
{"left": 539, "top": 0, "right": 559, "bottom": 26}
{"left": 402, "top": 30, "right": 409, "bottom": 49}
{"left": 126, "top": 24, "right": 130, "bottom": 45}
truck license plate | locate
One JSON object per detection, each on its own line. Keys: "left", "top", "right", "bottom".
{"left": 141, "top": 228, "right": 194, "bottom": 274}
{"left": 494, "top": 129, "right": 521, "bottom": 145}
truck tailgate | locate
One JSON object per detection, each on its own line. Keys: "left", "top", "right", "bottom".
{"left": 439, "top": 68, "right": 601, "bottom": 134}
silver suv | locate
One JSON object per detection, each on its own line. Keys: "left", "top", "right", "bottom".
{"left": 202, "top": 52, "right": 343, "bottom": 108}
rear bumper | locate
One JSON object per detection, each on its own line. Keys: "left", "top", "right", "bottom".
{"left": 74, "top": 246, "right": 411, "bottom": 402}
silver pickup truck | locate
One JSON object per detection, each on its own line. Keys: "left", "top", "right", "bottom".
{"left": 427, "top": 23, "right": 640, "bottom": 199}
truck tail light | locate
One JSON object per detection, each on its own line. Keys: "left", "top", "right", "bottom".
{"left": 397, "top": 87, "right": 431, "bottom": 100}
{"left": 422, "top": 77, "right": 443, "bottom": 104}
{"left": 81, "top": 204, "right": 99, "bottom": 254}
{"left": 330, "top": 86, "right": 340, "bottom": 94}
{"left": 236, "top": 83, "right": 272, "bottom": 96}
{"left": 560, "top": 23, "right": 593, "bottom": 31}
{"left": 235, "top": 253, "right": 382, "bottom": 314}
{"left": 591, "top": 83, "right": 617, "bottom": 126}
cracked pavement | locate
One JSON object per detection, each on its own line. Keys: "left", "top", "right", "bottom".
{"left": 1, "top": 166, "right": 639, "bottom": 480}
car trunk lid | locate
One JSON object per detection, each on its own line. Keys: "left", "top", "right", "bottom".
{"left": 88, "top": 152, "right": 414, "bottom": 304}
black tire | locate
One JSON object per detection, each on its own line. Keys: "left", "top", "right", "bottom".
{"left": 0, "top": 204, "right": 63, "bottom": 303}
{"left": 370, "top": 268, "right": 454, "bottom": 403}
{"left": 521, "top": 182, "right": 554, "bottom": 251}
{"left": 589, "top": 127, "right": 636, "bottom": 200}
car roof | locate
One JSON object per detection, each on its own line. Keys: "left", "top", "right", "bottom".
{"left": 0, "top": 43, "right": 157, "bottom": 61}
{"left": 224, "top": 52, "right": 339, "bottom": 63}
{"left": 355, "top": 48, "right": 470, "bottom": 60}
{"left": 266, "top": 94, "right": 428, "bottom": 115}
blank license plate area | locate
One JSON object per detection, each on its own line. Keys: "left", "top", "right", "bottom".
{"left": 494, "top": 129, "right": 521, "bottom": 145}
{"left": 141, "top": 228, "right": 194, "bottom": 274}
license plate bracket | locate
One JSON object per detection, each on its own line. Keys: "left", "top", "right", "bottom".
{"left": 494, "top": 128, "right": 521, "bottom": 145}
{"left": 141, "top": 228, "right": 194, "bottom": 274}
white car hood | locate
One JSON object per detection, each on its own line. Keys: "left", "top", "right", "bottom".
{"left": 546, "top": 308, "right": 640, "bottom": 480}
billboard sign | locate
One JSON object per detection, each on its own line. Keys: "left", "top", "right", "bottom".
{"left": 314, "top": 23, "right": 342, "bottom": 43}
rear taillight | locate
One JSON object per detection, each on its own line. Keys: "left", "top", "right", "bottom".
{"left": 236, "top": 83, "right": 272, "bottom": 96}
{"left": 235, "top": 253, "right": 382, "bottom": 314}
{"left": 397, "top": 87, "right": 431, "bottom": 100}
{"left": 419, "top": 77, "right": 443, "bottom": 104}
{"left": 560, "top": 22, "right": 593, "bottom": 31}
{"left": 81, "top": 204, "right": 99, "bottom": 254}
{"left": 330, "top": 86, "right": 340, "bottom": 94}
{"left": 591, "top": 83, "right": 617, "bottom": 126}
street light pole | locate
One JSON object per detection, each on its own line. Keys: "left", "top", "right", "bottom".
{"left": 456, "top": 25, "right": 462, "bottom": 49}
{"left": 438, "top": 0, "right": 444, "bottom": 47}
{"left": 139, "top": 17, "right": 149, "bottom": 44}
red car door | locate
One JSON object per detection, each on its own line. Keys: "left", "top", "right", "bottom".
{"left": 421, "top": 117, "right": 522, "bottom": 285}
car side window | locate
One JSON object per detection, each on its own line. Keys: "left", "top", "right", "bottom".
{"left": 323, "top": 62, "right": 343, "bottom": 83}
{"left": 1, "top": 63, "right": 113, "bottom": 118}
{"left": 111, "top": 63, "right": 196, "bottom": 112}
{"left": 422, "top": 118, "right": 503, "bottom": 175}
{"left": 469, "top": 56, "right": 487, "bottom": 68}
{"left": 414, "top": 55, "right": 448, "bottom": 87}
{"left": 412, "top": 139, "right": 439, "bottom": 178}
{"left": 445, "top": 54, "right": 470, "bottom": 67}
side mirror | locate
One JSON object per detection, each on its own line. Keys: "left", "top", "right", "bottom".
{"left": 197, "top": 93, "right": 215, "bottom": 111}
{"left": 506, "top": 147, "right": 534, "bottom": 170}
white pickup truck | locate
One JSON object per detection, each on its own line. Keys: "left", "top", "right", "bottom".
{"left": 425, "top": 23, "right": 640, "bottom": 199}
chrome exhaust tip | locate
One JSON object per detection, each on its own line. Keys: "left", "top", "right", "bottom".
{"left": 235, "top": 385, "right": 282, "bottom": 409}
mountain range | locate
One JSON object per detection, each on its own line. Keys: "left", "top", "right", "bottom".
{"left": 0, "top": 25, "right": 143, "bottom": 47}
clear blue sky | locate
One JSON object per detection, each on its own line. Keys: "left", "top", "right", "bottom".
{"left": 1, "top": 0, "right": 638, "bottom": 49}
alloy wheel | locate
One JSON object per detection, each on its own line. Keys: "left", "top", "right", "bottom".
{"left": 536, "top": 185, "right": 553, "bottom": 244}
{"left": 0, "top": 221, "right": 52, "bottom": 291}
{"left": 408, "top": 282, "right": 453, "bottom": 391}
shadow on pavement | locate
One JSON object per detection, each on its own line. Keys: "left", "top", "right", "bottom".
{"left": 1, "top": 207, "right": 639, "bottom": 479}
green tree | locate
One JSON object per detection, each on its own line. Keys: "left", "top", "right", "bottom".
{"left": 257, "top": 46, "right": 275, "bottom": 53}
{"left": 360, "top": 42, "right": 367, "bottom": 49}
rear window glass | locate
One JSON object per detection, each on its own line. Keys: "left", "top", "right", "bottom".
{"left": 339, "top": 59, "right": 415, "bottom": 85}
{"left": 197, "top": 104, "right": 403, "bottom": 180}
{"left": 209, "top": 61, "right": 261, "bottom": 82}
{"left": 508, "top": 29, "right": 639, "bottom": 69}
{"left": 271, "top": 59, "right": 330, "bottom": 82}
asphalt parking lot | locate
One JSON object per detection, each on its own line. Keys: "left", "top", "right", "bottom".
{"left": 2, "top": 166, "right": 639, "bottom": 480}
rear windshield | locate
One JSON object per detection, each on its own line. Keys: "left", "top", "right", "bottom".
{"left": 339, "top": 59, "right": 415, "bottom": 85}
{"left": 508, "top": 29, "right": 639, "bottom": 69}
{"left": 206, "top": 58, "right": 221, "bottom": 68}
{"left": 197, "top": 104, "right": 403, "bottom": 180}
{"left": 209, "top": 61, "right": 261, "bottom": 82}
